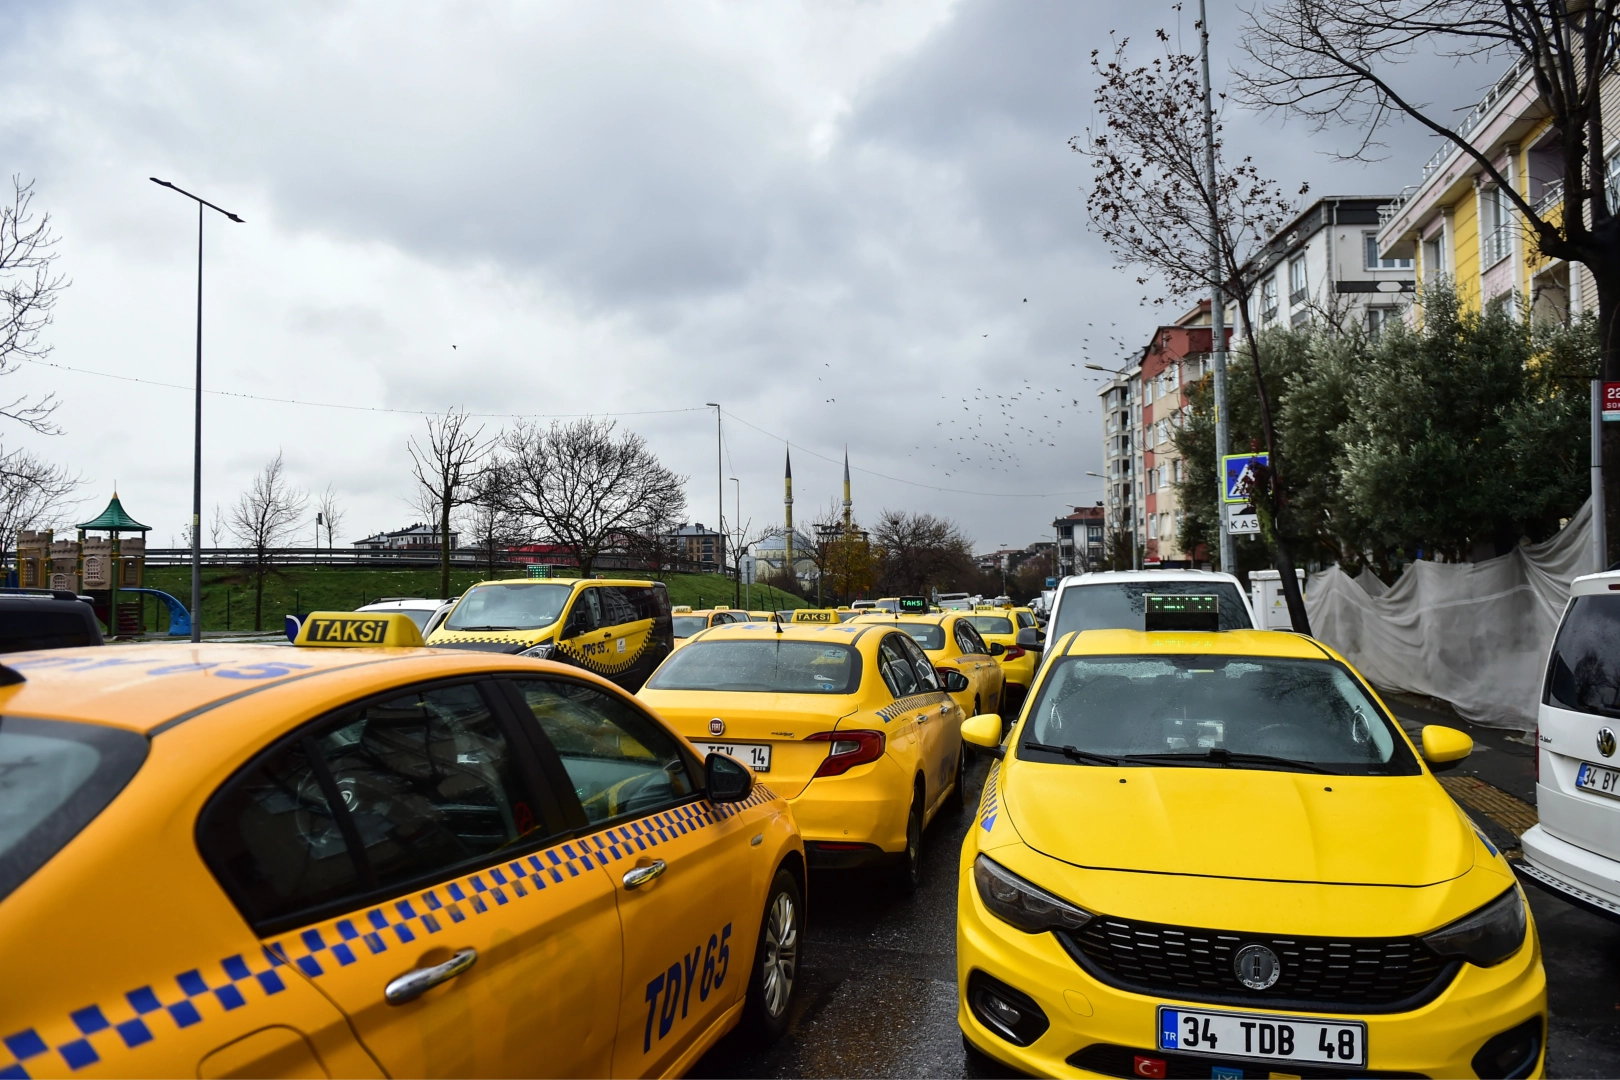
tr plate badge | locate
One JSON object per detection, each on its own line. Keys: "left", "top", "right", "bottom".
{"left": 1233, "top": 944, "right": 1281, "bottom": 990}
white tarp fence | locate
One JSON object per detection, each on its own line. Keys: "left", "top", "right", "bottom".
{"left": 1305, "top": 498, "right": 1596, "bottom": 731}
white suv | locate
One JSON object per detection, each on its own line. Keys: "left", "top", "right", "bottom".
{"left": 1036, "top": 570, "right": 1258, "bottom": 649}
{"left": 1520, "top": 570, "right": 1620, "bottom": 921}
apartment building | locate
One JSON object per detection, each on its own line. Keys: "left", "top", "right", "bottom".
{"left": 1053, "top": 505, "right": 1105, "bottom": 575}
{"left": 1377, "top": 59, "right": 1599, "bottom": 325}
{"left": 1138, "top": 302, "right": 1229, "bottom": 566}
{"left": 1097, "top": 366, "right": 1140, "bottom": 565}
{"left": 1243, "top": 196, "right": 1412, "bottom": 335}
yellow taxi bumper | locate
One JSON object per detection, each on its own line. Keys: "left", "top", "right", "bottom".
{"left": 955, "top": 868, "right": 1548, "bottom": 1079}
{"left": 786, "top": 754, "right": 913, "bottom": 866}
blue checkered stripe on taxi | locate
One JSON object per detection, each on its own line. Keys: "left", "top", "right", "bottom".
{"left": 267, "top": 785, "right": 778, "bottom": 979}
{"left": 979, "top": 761, "right": 1000, "bottom": 832}
{"left": 0, "top": 950, "right": 290, "bottom": 1078}
{"left": 0, "top": 789, "right": 777, "bottom": 1078}
{"left": 877, "top": 692, "right": 942, "bottom": 723}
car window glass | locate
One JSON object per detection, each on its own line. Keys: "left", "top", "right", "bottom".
{"left": 892, "top": 623, "right": 945, "bottom": 651}
{"left": 1546, "top": 595, "right": 1620, "bottom": 717}
{"left": 645, "top": 641, "right": 861, "bottom": 694}
{"left": 1016, "top": 612, "right": 1035, "bottom": 629}
{"left": 510, "top": 679, "right": 696, "bottom": 825}
{"left": 966, "top": 615, "right": 1014, "bottom": 635}
{"left": 672, "top": 616, "right": 707, "bottom": 637}
{"left": 895, "top": 635, "right": 941, "bottom": 692}
{"left": 1052, "top": 581, "right": 1252, "bottom": 637}
{"left": 878, "top": 635, "right": 921, "bottom": 697}
{"left": 443, "top": 582, "right": 571, "bottom": 632}
{"left": 599, "top": 587, "right": 639, "bottom": 627}
{"left": 568, "top": 590, "right": 602, "bottom": 635}
{"left": 955, "top": 620, "right": 987, "bottom": 655}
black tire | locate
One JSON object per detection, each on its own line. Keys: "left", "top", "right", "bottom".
{"left": 740, "top": 868, "right": 802, "bottom": 1044}
{"left": 893, "top": 783, "right": 925, "bottom": 894}
{"left": 945, "top": 741, "right": 967, "bottom": 814}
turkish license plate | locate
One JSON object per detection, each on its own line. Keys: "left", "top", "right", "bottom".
{"left": 1576, "top": 761, "right": 1620, "bottom": 799}
{"left": 1158, "top": 1005, "right": 1366, "bottom": 1069}
{"left": 695, "top": 741, "right": 772, "bottom": 772}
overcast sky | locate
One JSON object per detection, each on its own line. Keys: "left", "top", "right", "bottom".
{"left": 1, "top": 0, "right": 1497, "bottom": 553}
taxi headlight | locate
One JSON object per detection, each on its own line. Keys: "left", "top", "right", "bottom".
{"left": 519, "top": 643, "right": 555, "bottom": 659}
{"left": 1420, "top": 887, "right": 1526, "bottom": 967}
{"left": 973, "top": 854, "right": 1092, "bottom": 934}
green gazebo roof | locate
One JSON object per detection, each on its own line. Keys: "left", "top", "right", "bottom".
{"left": 78, "top": 493, "right": 150, "bottom": 532}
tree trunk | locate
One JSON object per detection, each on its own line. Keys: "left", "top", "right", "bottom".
{"left": 439, "top": 493, "right": 452, "bottom": 601}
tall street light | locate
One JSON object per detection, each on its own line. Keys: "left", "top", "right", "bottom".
{"left": 151, "top": 178, "right": 243, "bottom": 643}
{"left": 705, "top": 404, "right": 723, "bottom": 575}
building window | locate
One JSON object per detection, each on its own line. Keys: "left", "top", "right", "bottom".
{"left": 1607, "top": 151, "right": 1620, "bottom": 215}
{"left": 1367, "top": 307, "right": 1397, "bottom": 338}
{"left": 1288, "top": 256, "right": 1308, "bottom": 306}
{"left": 1422, "top": 232, "right": 1445, "bottom": 280}
{"left": 1364, "top": 232, "right": 1414, "bottom": 270}
{"left": 1261, "top": 277, "right": 1278, "bottom": 322}
{"left": 1481, "top": 186, "right": 1511, "bottom": 266}
{"left": 1147, "top": 515, "right": 1158, "bottom": 540}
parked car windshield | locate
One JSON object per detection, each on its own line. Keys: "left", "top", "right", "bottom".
{"left": 647, "top": 640, "right": 862, "bottom": 694}
{"left": 1019, "top": 654, "right": 1418, "bottom": 775}
{"left": 1051, "top": 581, "right": 1252, "bottom": 639}
{"left": 443, "top": 583, "right": 572, "bottom": 631}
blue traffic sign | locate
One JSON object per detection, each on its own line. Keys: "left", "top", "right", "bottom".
{"left": 1221, "top": 453, "right": 1269, "bottom": 503}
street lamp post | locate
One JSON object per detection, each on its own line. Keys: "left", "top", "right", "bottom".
{"left": 151, "top": 178, "right": 243, "bottom": 643}
{"left": 705, "top": 403, "right": 723, "bottom": 576}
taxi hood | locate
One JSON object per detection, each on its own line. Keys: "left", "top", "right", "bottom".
{"left": 1001, "top": 758, "right": 1474, "bottom": 887}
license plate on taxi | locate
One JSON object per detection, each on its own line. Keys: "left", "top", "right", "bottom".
{"left": 1158, "top": 1006, "right": 1366, "bottom": 1069}
{"left": 696, "top": 742, "right": 772, "bottom": 772}
{"left": 1577, "top": 761, "right": 1620, "bottom": 799}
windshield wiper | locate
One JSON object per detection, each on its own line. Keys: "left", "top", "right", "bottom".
{"left": 451, "top": 625, "right": 522, "bottom": 631}
{"left": 1022, "top": 740, "right": 1122, "bottom": 766}
{"left": 1122, "top": 748, "right": 1334, "bottom": 774}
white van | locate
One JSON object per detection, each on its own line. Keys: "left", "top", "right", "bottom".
{"left": 1519, "top": 570, "right": 1620, "bottom": 921}
{"left": 1040, "top": 569, "right": 1257, "bottom": 645}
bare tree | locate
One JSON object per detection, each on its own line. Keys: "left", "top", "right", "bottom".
{"left": 228, "top": 452, "right": 307, "bottom": 630}
{"left": 1074, "top": 29, "right": 1312, "bottom": 632}
{"left": 409, "top": 409, "right": 493, "bottom": 601}
{"left": 873, "top": 509, "right": 976, "bottom": 596}
{"left": 1237, "top": 0, "right": 1620, "bottom": 555}
{"left": 495, "top": 417, "right": 686, "bottom": 577}
{"left": 209, "top": 503, "right": 225, "bottom": 547}
{"left": 461, "top": 469, "right": 525, "bottom": 577}
{"left": 315, "top": 484, "right": 345, "bottom": 561}
{"left": 0, "top": 179, "right": 66, "bottom": 434}
{"left": 627, "top": 495, "right": 685, "bottom": 580}
{"left": 0, "top": 448, "right": 78, "bottom": 543}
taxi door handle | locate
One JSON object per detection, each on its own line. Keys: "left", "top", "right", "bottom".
{"left": 384, "top": 948, "right": 478, "bottom": 1005}
{"left": 623, "top": 859, "right": 668, "bottom": 889}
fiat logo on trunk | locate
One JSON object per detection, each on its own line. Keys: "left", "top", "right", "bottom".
{"left": 1234, "top": 944, "right": 1281, "bottom": 990}
{"left": 709, "top": 717, "right": 725, "bottom": 736}
{"left": 1598, "top": 728, "right": 1616, "bottom": 758}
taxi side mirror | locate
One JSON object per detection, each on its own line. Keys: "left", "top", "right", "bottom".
{"left": 937, "top": 668, "right": 970, "bottom": 694}
{"left": 1015, "top": 627, "right": 1044, "bottom": 650}
{"left": 706, "top": 752, "right": 754, "bottom": 803}
{"left": 1421, "top": 725, "right": 1472, "bottom": 771}
{"left": 962, "top": 713, "right": 1004, "bottom": 757}
{"left": 988, "top": 642, "right": 1006, "bottom": 657}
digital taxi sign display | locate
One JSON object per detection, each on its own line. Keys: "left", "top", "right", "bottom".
{"left": 1144, "top": 594, "right": 1220, "bottom": 633}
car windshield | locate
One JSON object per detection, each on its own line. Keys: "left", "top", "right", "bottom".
{"left": 646, "top": 641, "right": 862, "bottom": 694}
{"left": 965, "top": 615, "right": 1014, "bottom": 635}
{"left": 1019, "top": 654, "right": 1419, "bottom": 775}
{"left": 672, "top": 616, "right": 709, "bottom": 638}
{"left": 1051, "top": 581, "right": 1252, "bottom": 637}
{"left": 444, "top": 583, "right": 572, "bottom": 631}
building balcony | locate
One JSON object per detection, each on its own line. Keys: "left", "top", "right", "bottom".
{"left": 1482, "top": 225, "right": 1513, "bottom": 267}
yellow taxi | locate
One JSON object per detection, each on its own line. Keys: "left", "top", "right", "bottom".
{"left": 427, "top": 578, "right": 673, "bottom": 691}
{"left": 852, "top": 611, "right": 1006, "bottom": 720}
{"left": 671, "top": 608, "right": 747, "bottom": 650}
{"left": 745, "top": 611, "right": 784, "bottom": 624}
{"left": 962, "top": 606, "right": 1036, "bottom": 701}
{"left": 787, "top": 608, "right": 842, "bottom": 626}
{"left": 637, "top": 621, "right": 973, "bottom": 893}
{"left": 0, "top": 612, "right": 804, "bottom": 1079}
{"left": 956, "top": 616, "right": 1546, "bottom": 1079}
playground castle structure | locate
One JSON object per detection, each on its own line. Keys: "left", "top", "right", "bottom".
{"left": 17, "top": 492, "right": 190, "bottom": 636}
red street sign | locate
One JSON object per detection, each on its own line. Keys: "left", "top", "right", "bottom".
{"left": 1605, "top": 382, "right": 1620, "bottom": 422}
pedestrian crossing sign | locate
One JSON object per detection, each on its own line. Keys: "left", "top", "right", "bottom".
{"left": 1221, "top": 453, "right": 1269, "bottom": 504}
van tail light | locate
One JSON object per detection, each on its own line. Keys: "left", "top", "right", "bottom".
{"left": 1003, "top": 645, "right": 1026, "bottom": 661}
{"left": 807, "top": 730, "right": 885, "bottom": 778}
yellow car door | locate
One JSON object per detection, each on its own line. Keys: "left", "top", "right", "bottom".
{"left": 889, "top": 632, "right": 959, "bottom": 813}
{"left": 505, "top": 677, "right": 765, "bottom": 1078}
{"left": 950, "top": 618, "right": 1002, "bottom": 714}
{"left": 205, "top": 677, "right": 623, "bottom": 1078}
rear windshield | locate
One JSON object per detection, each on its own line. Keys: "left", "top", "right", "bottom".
{"left": 1051, "top": 581, "right": 1252, "bottom": 638}
{"left": 445, "top": 583, "right": 571, "bottom": 632}
{"left": 672, "top": 616, "right": 708, "bottom": 638}
{"left": 1546, "top": 594, "right": 1620, "bottom": 717}
{"left": 965, "top": 616, "right": 1014, "bottom": 635}
{"left": 647, "top": 641, "right": 862, "bottom": 694}
{"left": 1019, "top": 654, "right": 1417, "bottom": 776}
{"left": 0, "top": 717, "right": 147, "bottom": 901}
{"left": 894, "top": 623, "right": 945, "bottom": 651}
{"left": 0, "top": 605, "right": 100, "bottom": 652}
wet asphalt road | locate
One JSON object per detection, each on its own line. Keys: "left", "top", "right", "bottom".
{"left": 692, "top": 733, "right": 1620, "bottom": 1079}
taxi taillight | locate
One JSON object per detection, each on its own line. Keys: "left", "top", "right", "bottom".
{"left": 807, "top": 730, "right": 885, "bottom": 777}
{"left": 1003, "top": 645, "right": 1026, "bottom": 661}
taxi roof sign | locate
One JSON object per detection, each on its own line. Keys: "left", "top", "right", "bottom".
{"left": 897, "top": 595, "right": 928, "bottom": 614}
{"left": 295, "top": 611, "right": 426, "bottom": 648}
{"left": 790, "top": 608, "right": 841, "bottom": 624}
{"left": 1144, "top": 594, "right": 1219, "bottom": 633}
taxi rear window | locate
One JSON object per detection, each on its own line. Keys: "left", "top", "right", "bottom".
{"left": 672, "top": 616, "right": 708, "bottom": 638}
{"left": 895, "top": 624, "right": 946, "bottom": 651}
{"left": 1546, "top": 594, "right": 1620, "bottom": 717}
{"left": 646, "top": 641, "right": 862, "bottom": 694}
{"left": 965, "top": 616, "right": 1014, "bottom": 635}
{"left": 0, "top": 717, "right": 147, "bottom": 902}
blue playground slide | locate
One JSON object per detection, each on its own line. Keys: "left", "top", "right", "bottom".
{"left": 119, "top": 588, "right": 192, "bottom": 637}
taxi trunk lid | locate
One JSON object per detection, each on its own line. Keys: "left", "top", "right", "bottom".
{"left": 639, "top": 691, "right": 859, "bottom": 800}
{"left": 1003, "top": 760, "right": 1475, "bottom": 887}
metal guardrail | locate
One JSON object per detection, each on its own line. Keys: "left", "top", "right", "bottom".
{"left": 1418, "top": 59, "right": 1533, "bottom": 185}
{"left": 61, "top": 546, "right": 742, "bottom": 578}
{"left": 1534, "top": 178, "right": 1564, "bottom": 217}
